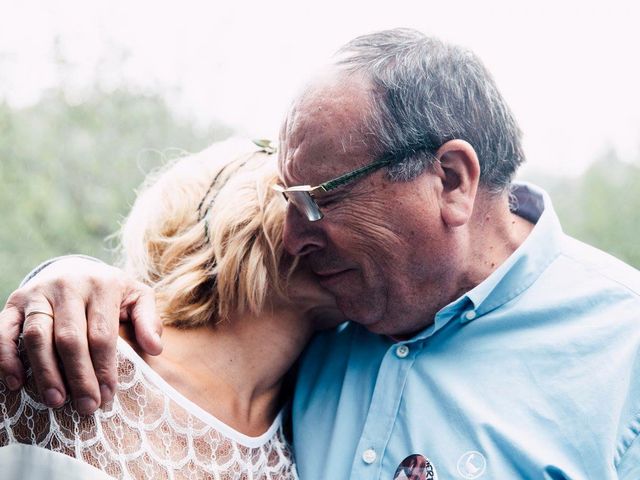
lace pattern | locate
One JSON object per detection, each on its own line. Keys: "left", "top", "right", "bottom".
{"left": 0, "top": 340, "right": 298, "bottom": 479}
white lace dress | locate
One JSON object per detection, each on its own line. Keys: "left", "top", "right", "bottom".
{"left": 0, "top": 338, "right": 298, "bottom": 480}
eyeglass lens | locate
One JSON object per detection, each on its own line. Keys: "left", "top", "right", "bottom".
{"left": 284, "top": 191, "right": 323, "bottom": 221}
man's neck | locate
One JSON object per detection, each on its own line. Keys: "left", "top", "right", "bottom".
{"left": 407, "top": 193, "right": 534, "bottom": 339}
{"left": 456, "top": 192, "right": 535, "bottom": 298}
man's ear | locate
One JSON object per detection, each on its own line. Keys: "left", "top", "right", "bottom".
{"left": 433, "top": 139, "right": 480, "bottom": 228}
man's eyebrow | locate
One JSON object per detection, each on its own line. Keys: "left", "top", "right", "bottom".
{"left": 280, "top": 158, "right": 308, "bottom": 188}
{"left": 318, "top": 178, "right": 371, "bottom": 202}
{"left": 315, "top": 189, "right": 343, "bottom": 200}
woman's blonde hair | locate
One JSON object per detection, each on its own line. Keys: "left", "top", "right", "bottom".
{"left": 118, "top": 139, "right": 289, "bottom": 328}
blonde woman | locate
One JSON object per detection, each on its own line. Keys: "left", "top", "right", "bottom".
{"left": 0, "top": 139, "right": 343, "bottom": 479}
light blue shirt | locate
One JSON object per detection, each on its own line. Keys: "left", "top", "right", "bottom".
{"left": 292, "top": 183, "right": 640, "bottom": 479}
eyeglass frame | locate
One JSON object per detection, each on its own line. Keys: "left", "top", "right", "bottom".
{"left": 272, "top": 157, "right": 394, "bottom": 221}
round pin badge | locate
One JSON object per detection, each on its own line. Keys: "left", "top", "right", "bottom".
{"left": 456, "top": 451, "right": 486, "bottom": 479}
{"left": 393, "top": 454, "right": 438, "bottom": 480}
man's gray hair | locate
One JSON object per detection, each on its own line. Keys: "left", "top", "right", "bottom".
{"left": 334, "top": 28, "right": 525, "bottom": 192}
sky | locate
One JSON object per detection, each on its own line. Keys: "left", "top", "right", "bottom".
{"left": 1, "top": 0, "right": 639, "bottom": 177}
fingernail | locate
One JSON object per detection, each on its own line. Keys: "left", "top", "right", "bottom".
{"left": 100, "top": 384, "right": 112, "bottom": 402}
{"left": 5, "top": 376, "right": 20, "bottom": 390}
{"left": 76, "top": 396, "right": 98, "bottom": 415}
{"left": 44, "top": 388, "right": 64, "bottom": 406}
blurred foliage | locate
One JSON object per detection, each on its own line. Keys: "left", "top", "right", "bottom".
{"left": 0, "top": 84, "right": 231, "bottom": 304}
{"left": 527, "top": 149, "right": 640, "bottom": 268}
{"left": 1, "top": 79, "right": 639, "bottom": 306}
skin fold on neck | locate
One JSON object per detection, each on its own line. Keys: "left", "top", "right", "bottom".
{"left": 461, "top": 191, "right": 535, "bottom": 291}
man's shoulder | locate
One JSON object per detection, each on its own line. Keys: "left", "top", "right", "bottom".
{"left": 557, "top": 234, "right": 640, "bottom": 298}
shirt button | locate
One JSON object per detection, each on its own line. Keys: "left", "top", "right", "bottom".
{"left": 362, "top": 448, "right": 377, "bottom": 464}
{"left": 464, "top": 310, "right": 477, "bottom": 321}
{"left": 395, "top": 345, "right": 410, "bottom": 358}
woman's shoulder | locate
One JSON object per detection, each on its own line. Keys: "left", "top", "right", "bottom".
{"left": 0, "top": 340, "right": 137, "bottom": 447}
{"left": 0, "top": 338, "right": 298, "bottom": 478}
{"left": 0, "top": 339, "right": 141, "bottom": 448}
{"left": 115, "top": 337, "right": 289, "bottom": 447}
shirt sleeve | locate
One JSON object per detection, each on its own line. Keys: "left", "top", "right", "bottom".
{"left": 20, "top": 255, "right": 105, "bottom": 287}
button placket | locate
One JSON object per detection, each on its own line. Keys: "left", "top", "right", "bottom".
{"left": 348, "top": 342, "right": 419, "bottom": 479}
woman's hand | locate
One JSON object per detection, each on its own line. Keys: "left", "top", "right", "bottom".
{"left": 0, "top": 257, "right": 162, "bottom": 415}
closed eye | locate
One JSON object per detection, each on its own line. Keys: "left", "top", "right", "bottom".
{"left": 315, "top": 191, "right": 348, "bottom": 209}
{"left": 316, "top": 197, "right": 338, "bottom": 208}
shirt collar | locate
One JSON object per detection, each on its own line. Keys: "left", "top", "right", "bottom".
{"left": 408, "top": 182, "right": 564, "bottom": 342}
{"left": 463, "top": 181, "right": 563, "bottom": 320}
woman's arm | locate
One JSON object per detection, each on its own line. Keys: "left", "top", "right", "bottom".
{"left": 0, "top": 256, "right": 162, "bottom": 415}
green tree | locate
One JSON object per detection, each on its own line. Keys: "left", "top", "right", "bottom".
{"left": 528, "top": 148, "right": 640, "bottom": 268}
{"left": 0, "top": 85, "right": 230, "bottom": 304}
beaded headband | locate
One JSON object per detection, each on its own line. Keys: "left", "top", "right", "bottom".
{"left": 196, "top": 139, "right": 277, "bottom": 242}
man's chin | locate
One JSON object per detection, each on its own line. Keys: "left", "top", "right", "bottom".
{"left": 348, "top": 312, "right": 421, "bottom": 339}
{"left": 361, "top": 320, "right": 393, "bottom": 335}
{"left": 338, "top": 302, "right": 387, "bottom": 334}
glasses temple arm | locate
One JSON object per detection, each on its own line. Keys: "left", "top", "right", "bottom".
{"left": 319, "top": 159, "right": 392, "bottom": 191}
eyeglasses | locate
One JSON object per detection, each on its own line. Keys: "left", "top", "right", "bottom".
{"left": 272, "top": 158, "right": 392, "bottom": 221}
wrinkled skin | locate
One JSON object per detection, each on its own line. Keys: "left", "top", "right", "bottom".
{"left": 0, "top": 69, "right": 532, "bottom": 412}
{"left": 278, "top": 72, "right": 475, "bottom": 337}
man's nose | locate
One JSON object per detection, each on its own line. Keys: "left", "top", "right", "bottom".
{"left": 282, "top": 205, "right": 325, "bottom": 257}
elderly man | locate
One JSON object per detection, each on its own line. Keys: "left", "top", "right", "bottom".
{"left": 1, "top": 29, "right": 639, "bottom": 479}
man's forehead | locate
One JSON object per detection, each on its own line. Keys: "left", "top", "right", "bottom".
{"left": 279, "top": 139, "right": 345, "bottom": 187}
{"left": 279, "top": 127, "right": 377, "bottom": 187}
{"left": 278, "top": 74, "right": 377, "bottom": 186}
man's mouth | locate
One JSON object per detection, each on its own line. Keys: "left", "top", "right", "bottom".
{"left": 314, "top": 269, "right": 352, "bottom": 287}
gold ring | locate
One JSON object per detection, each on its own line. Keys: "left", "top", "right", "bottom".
{"left": 24, "top": 310, "right": 55, "bottom": 320}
